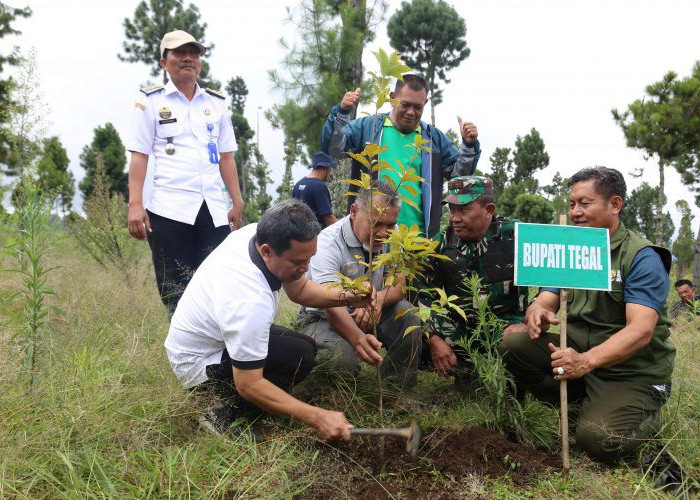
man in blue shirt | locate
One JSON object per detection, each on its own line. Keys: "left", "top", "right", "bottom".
{"left": 292, "top": 152, "right": 337, "bottom": 228}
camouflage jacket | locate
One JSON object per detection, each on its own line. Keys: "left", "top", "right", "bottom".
{"left": 424, "top": 215, "right": 527, "bottom": 342}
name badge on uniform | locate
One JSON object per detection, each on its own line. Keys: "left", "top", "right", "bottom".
{"left": 206, "top": 123, "right": 219, "bottom": 164}
{"left": 159, "top": 118, "right": 177, "bottom": 124}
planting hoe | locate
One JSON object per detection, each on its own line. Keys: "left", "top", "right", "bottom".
{"left": 350, "top": 420, "right": 421, "bottom": 457}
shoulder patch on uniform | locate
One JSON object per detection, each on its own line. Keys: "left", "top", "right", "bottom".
{"left": 205, "top": 88, "right": 226, "bottom": 100}
{"left": 139, "top": 84, "right": 164, "bottom": 95}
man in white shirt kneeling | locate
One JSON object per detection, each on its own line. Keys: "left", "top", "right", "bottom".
{"left": 165, "top": 200, "right": 373, "bottom": 440}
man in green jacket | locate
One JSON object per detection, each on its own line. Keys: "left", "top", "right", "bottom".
{"left": 501, "top": 166, "right": 675, "bottom": 463}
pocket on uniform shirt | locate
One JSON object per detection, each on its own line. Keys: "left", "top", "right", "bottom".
{"left": 155, "top": 121, "right": 183, "bottom": 138}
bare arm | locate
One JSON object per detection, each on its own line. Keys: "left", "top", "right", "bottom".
{"left": 219, "top": 152, "right": 244, "bottom": 229}
{"left": 233, "top": 367, "right": 352, "bottom": 440}
{"left": 127, "top": 152, "right": 151, "bottom": 240}
{"left": 283, "top": 276, "right": 373, "bottom": 309}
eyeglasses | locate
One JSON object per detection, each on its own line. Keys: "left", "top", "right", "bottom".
{"left": 398, "top": 101, "right": 424, "bottom": 112}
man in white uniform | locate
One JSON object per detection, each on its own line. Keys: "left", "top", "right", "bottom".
{"left": 165, "top": 200, "right": 373, "bottom": 440}
{"left": 127, "top": 30, "right": 244, "bottom": 315}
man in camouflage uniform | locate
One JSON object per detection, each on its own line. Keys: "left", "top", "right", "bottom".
{"left": 423, "top": 176, "right": 528, "bottom": 386}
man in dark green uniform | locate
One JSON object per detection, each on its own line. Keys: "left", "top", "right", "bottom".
{"left": 501, "top": 167, "right": 675, "bottom": 463}
{"left": 423, "top": 176, "right": 528, "bottom": 385}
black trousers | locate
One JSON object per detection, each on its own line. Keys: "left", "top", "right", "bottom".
{"left": 146, "top": 202, "right": 230, "bottom": 315}
{"left": 194, "top": 325, "right": 317, "bottom": 416}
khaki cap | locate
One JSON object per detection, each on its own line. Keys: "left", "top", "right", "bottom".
{"left": 160, "top": 30, "right": 206, "bottom": 58}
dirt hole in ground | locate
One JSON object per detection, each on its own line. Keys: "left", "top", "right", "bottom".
{"left": 303, "top": 427, "right": 560, "bottom": 498}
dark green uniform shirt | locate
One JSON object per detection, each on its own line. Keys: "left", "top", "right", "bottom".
{"left": 565, "top": 224, "right": 675, "bottom": 384}
{"left": 425, "top": 215, "right": 527, "bottom": 344}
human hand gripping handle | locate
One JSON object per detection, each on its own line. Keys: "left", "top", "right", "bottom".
{"left": 127, "top": 202, "right": 151, "bottom": 240}
{"left": 340, "top": 87, "right": 361, "bottom": 111}
{"left": 457, "top": 116, "right": 478, "bottom": 145}
{"left": 549, "top": 343, "right": 592, "bottom": 381}
{"left": 312, "top": 408, "right": 354, "bottom": 441}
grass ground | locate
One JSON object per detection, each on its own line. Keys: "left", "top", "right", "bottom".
{"left": 1, "top": 227, "right": 699, "bottom": 498}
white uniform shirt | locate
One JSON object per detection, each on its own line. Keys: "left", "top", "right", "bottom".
{"left": 164, "top": 224, "right": 281, "bottom": 388}
{"left": 127, "top": 80, "right": 237, "bottom": 227}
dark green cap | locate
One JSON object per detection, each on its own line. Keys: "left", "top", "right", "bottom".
{"left": 442, "top": 176, "right": 493, "bottom": 205}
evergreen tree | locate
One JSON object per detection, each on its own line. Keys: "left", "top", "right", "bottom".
{"left": 512, "top": 127, "right": 549, "bottom": 189}
{"left": 79, "top": 123, "right": 127, "bottom": 200}
{"left": 269, "top": 0, "right": 382, "bottom": 157}
{"left": 488, "top": 146, "right": 512, "bottom": 201}
{"left": 513, "top": 193, "right": 554, "bottom": 224}
{"left": 36, "top": 136, "right": 75, "bottom": 212}
{"left": 225, "top": 76, "right": 255, "bottom": 201}
{"left": 0, "top": 3, "right": 31, "bottom": 167}
{"left": 542, "top": 171, "right": 569, "bottom": 218}
{"left": 224, "top": 75, "right": 272, "bottom": 222}
{"left": 242, "top": 145, "right": 272, "bottom": 223}
{"left": 620, "top": 182, "right": 674, "bottom": 246}
{"left": 119, "top": 0, "right": 219, "bottom": 88}
{"left": 4, "top": 47, "right": 47, "bottom": 179}
{"left": 612, "top": 70, "right": 692, "bottom": 244}
{"left": 672, "top": 200, "right": 694, "bottom": 279}
{"left": 387, "top": 0, "right": 470, "bottom": 125}
{"left": 276, "top": 138, "right": 300, "bottom": 202}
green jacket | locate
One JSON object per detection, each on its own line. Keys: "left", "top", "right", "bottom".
{"left": 566, "top": 223, "right": 675, "bottom": 384}
{"left": 425, "top": 215, "right": 527, "bottom": 342}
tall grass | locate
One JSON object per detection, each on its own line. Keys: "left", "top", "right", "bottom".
{"left": 0, "top": 228, "right": 315, "bottom": 498}
{"left": 1, "top": 217, "right": 699, "bottom": 496}
{"left": 3, "top": 177, "right": 58, "bottom": 391}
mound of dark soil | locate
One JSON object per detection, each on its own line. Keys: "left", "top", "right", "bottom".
{"left": 303, "top": 426, "right": 560, "bottom": 498}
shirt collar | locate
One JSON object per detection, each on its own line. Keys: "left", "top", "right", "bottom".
{"left": 248, "top": 236, "right": 282, "bottom": 291}
{"left": 340, "top": 215, "right": 363, "bottom": 249}
{"left": 383, "top": 115, "right": 421, "bottom": 133}
{"left": 164, "top": 79, "right": 203, "bottom": 98}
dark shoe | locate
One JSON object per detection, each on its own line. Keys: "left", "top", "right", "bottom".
{"left": 641, "top": 450, "right": 685, "bottom": 494}
{"left": 198, "top": 404, "right": 263, "bottom": 442}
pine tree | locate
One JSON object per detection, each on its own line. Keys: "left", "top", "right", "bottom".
{"left": 79, "top": 123, "right": 127, "bottom": 200}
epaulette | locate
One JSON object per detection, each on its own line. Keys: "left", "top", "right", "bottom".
{"left": 205, "top": 88, "right": 226, "bottom": 100}
{"left": 139, "top": 84, "right": 164, "bottom": 95}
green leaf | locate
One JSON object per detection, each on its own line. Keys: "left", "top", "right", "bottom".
{"left": 373, "top": 49, "right": 412, "bottom": 79}
{"left": 346, "top": 151, "right": 371, "bottom": 168}
{"left": 449, "top": 303, "right": 467, "bottom": 321}
{"left": 403, "top": 185, "right": 418, "bottom": 197}
{"left": 404, "top": 325, "right": 422, "bottom": 336}
{"left": 398, "top": 196, "right": 419, "bottom": 210}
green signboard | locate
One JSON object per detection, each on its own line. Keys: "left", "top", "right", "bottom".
{"left": 514, "top": 223, "right": 611, "bottom": 291}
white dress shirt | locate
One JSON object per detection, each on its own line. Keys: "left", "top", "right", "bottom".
{"left": 127, "top": 80, "right": 237, "bottom": 227}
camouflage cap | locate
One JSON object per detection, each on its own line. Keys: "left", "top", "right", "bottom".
{"left": 442, "top": 176, "right": 493, "bottom": 205}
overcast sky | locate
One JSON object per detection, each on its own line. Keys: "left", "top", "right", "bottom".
{"left": 6, "top": 0, "right": 700, "bottom": 234}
